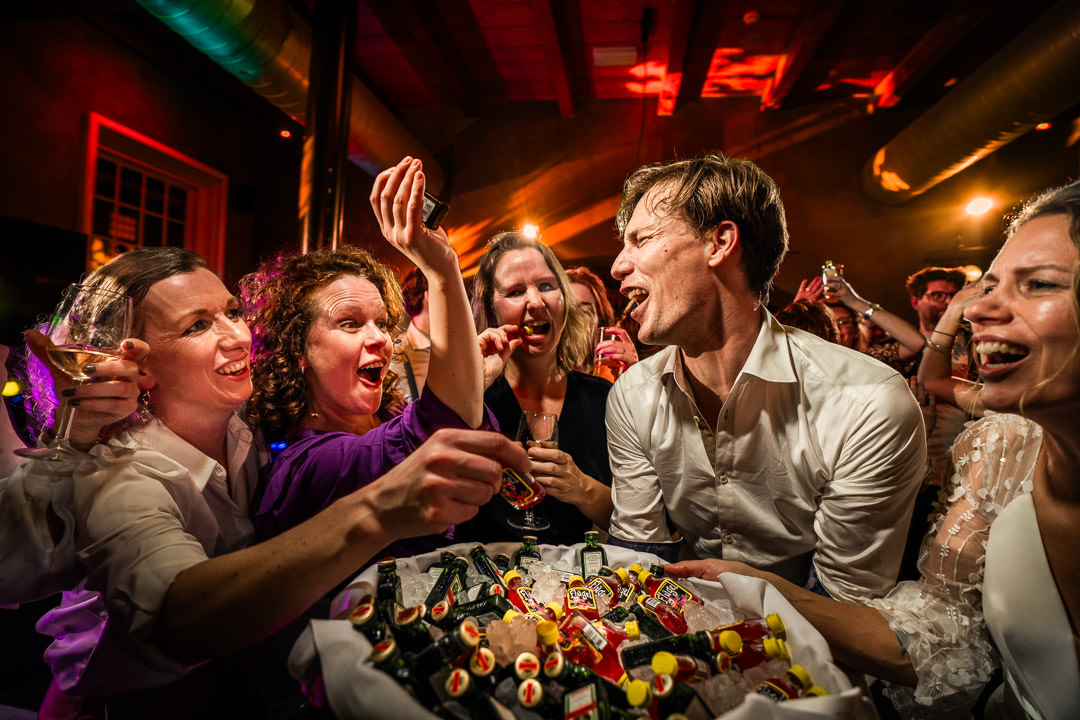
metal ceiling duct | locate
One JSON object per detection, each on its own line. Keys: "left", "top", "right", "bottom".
{"left": 863, "top": 1, "right": 1080, "bottom": 204}
{"left": 134, "top": 0, "right": 445, "bottom": 191}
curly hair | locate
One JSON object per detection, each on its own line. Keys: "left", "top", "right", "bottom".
{"left": 615, "top": 153, "right": 789, "bottom": 305}
{"left": 471, "top": 232, "right": 593, "bottom": 374}
{"left": 240, "top": 245, "right": 406, "bottom": 440}
{"left": 565, "top": 266, "right": 616, "bottom": 327}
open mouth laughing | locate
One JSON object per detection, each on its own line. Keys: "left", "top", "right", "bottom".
{"left": 975, "top": 339, "right": 1029, "bottom": 376}
{"left": 356, "top": 360, "right": 386, "bottom": 386}
{"left": 216, "top": 359, "right": 249, "bottom": 377}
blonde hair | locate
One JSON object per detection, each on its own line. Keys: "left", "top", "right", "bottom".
{"left": 471, "top": 232, "right": 593, "bottom": 374}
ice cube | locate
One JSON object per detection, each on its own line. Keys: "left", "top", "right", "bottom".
{"left": 485, "top": 617, "right": 538, "bottom": 667}
{"left": 400, "top": 572, "right": 431, "bottom": 608}
{"left": 683, "top": 599, "right": 733, "bottom": 633}
{"left": 742, "top": 664, "right": 770, "bottom": 688}
{"left": 696, "top": 671, "right": 753, "bottom": 715}
{"left": 531, "top": 571, "right": 565, "bottom": 607}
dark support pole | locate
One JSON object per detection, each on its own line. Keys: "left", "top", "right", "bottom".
{"left": 300, "top": 0, "right": 358, "bottom": 252}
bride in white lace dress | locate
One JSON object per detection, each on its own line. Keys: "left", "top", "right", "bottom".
{"left": 667, "top": 179, "right": 1080, "bottom": 719}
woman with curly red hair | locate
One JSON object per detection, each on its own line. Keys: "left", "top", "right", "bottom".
{"left": 241, "top": 157, "right": 495, "bottom": 557}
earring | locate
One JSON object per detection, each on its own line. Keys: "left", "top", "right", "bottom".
{"left": 135, "top": 389, "right": 154, "bottom": 425}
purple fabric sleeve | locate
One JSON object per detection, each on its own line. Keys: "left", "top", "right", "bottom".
{"left": 255, "top": 389, "right": 497, "bottom": 552}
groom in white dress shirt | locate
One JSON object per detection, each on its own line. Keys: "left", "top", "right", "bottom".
{"left": 605, "top": 153, "right": 926, "bottom": 602}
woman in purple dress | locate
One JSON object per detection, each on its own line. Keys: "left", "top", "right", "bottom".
{"left": 242, "top": 157, "right": 497, "bottom": 559}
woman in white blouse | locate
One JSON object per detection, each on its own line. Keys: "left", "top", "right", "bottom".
{"left": 668, "top": 179, "right": 1080, "bottom": 719}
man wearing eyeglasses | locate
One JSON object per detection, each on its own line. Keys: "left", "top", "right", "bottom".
{"left": 906, "top": 267, "right": 967, "bottom": 341}
{"left": 825, "top": 266, "right": 967, "bottom": 379}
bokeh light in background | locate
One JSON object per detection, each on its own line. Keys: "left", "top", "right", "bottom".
{"left": 965, "top": 197, "right": 994, "bottom": 216}
{"left": 521, "top": 223, "right": 540, "bottom": 239}
{"left": 962, "top": 265, "right": 984, "bottom": 283}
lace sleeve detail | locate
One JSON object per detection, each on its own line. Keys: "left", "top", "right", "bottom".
{"left": 866, "top": 413, "right": 1041, "bottom": 716}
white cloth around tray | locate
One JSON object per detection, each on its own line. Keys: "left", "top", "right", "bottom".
{"left": 288, "top": 542, "right": 862, "bottom": 719}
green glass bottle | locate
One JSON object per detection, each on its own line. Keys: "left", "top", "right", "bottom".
{"left": 651, "top": 672, "right": 710, "bottom": 719}
{"left": 450, "top": 589, "right": 515, "bottom": 628}
{"left": 512, "top": 534, "right": 544, "bottom": 571}
{"left": 469, "top": 544, "right": 508, "bottom": 592}
{"left": 370, "top": 636, "right": 439, "bottom": 708}
{"left": 391, "top": 604, "right": 434, "bottom": 655}
{"left": 424, "top": 554, "right": 469, "bottom": 619}
{"left": 376, "top": 557, "right": 403, "bottom": 624}
{"left": 348, "top": 594, "right": 389, "bottom": 644}
{"left": 414, "top": 617, "right": 482, "bottom": 678}
{"left": 618, "top": 631, "right": 722, "bottom": 670}
{"left": 579, "top": 531, "right": 607, "bottom": 580}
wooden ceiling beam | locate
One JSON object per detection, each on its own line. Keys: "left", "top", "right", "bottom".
{"left": 760, "top": 0, "right": 846, "bottom": 111}
{"left": 531, "top": 0, "right": 574, "bottom": 117}
{"left": 658, "top": 0, "right": 699, "bottom": 116}
{"left": 667, "top": 0, "right": 714, "bottom": 115}
{"left": 870, "top": 0, "right": 996, "bottom": 110}
{"left": 365, "top": 0, "right": 476, "bottom": 115}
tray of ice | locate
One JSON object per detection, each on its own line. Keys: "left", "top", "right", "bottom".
{"left": 288, "top": 541, "right": 863, "bottom": 719}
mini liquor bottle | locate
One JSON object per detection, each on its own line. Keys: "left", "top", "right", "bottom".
{"left": 579, "top": 531, "right": 607, "bottom": 579}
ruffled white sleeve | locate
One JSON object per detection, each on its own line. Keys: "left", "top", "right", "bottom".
{"left": 0, "top": 456, "right": 88, "bottom": 604}
{"left": 865, "top": 413, "right": 1041, "bottom": 717}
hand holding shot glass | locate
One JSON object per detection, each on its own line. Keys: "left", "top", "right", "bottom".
{"left": 499, "top": 410, "right": 556, "bottom": 531}
{"left": 591, "top": 326, "right": 636, "bottom": 383}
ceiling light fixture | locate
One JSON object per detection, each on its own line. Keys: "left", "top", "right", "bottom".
{"left": 522, "top": 223, "right": 540, "bottom": 239}
{"left": 1034, "top": 122, "right": 1052, "bottom": 131}
{"left": 593, "top": 46, "right": 638, "bottom": 67}
{"left": 965, "top": 197, "right": 994, "bottom": 216}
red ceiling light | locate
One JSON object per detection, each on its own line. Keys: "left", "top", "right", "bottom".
{"left": 1034, "top": 122, "right": 1052, "bottom": 131}
{"left": 280, "top": 129, "right": 292, "bottom": 139}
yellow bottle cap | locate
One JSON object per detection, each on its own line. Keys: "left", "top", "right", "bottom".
{"left": 651, "top": 651, "right": 679, "bottom": 676}
{"left": 537, "top": 620, "right": 559, "bottom": 646}
{"left": 629, "top": 563, "right": 644, "bottom": 574}
{"left": 806, "top": 684, "right": 829, "bottom": 697}
{"left": 764, "top": 636, "right": 791, "bottom": 662}
{"left": 568, "top": 574, "right": 585, "bottom": 586}
{"left": 545, "top": 601, "right": 565, "bottom": 620}
{"left": 637, "top": 569, "right": 652, "bottom": 584}
{"left": 625, "top": 619, "right": 641, "bottom": 640}
{"left": 625, "top": 679, "right": 653, "bottom": 708}
{"left": 787, "top": 664, "right": 813, "bottom": 690}
{"left": 766, "top": 612, "right": 787, "bottom": 639}
{"left": 503, "top": 569, "right": 522, "bottom": 583}
{"left": 613, "top": 567, "right": 630, "bottom": 583}
{"left": 718, "top": 630, "right": 743, "bottom": 655}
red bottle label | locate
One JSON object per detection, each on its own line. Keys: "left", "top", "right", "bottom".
{"left": 654, "top": 578, "right": 694, "bottom": 610}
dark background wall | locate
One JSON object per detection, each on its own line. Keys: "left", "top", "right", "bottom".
{"left": 1, "top": 7, "right": 1077, "bottom": 349}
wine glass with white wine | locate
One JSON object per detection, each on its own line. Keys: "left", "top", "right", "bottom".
{"left": 501, "top": 410, "right": 556, "bottom": 532}
{"left": 16, "top": 283, "right": 133, "bottom": 460}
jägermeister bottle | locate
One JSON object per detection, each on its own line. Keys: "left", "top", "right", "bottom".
{"left": 512, "top": 534, "right": 544, "bottom": 571}
{"left": 579, "top": 531, "right": 607, "bottom": 579}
